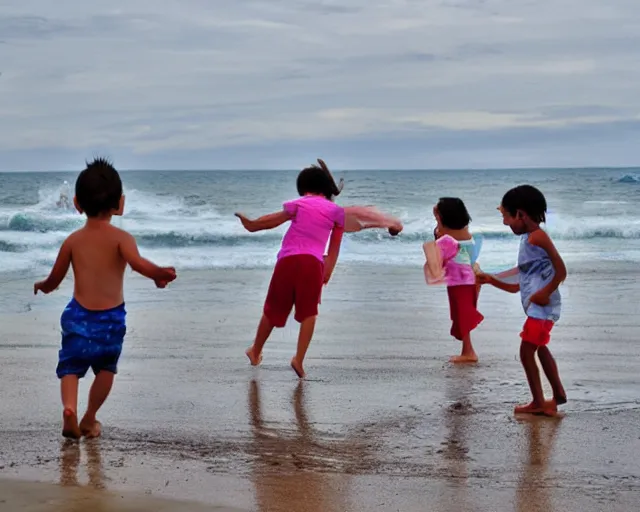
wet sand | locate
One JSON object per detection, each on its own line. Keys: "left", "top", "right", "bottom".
{"left": 1, "top": 264, "right": 640, "bottom": 511}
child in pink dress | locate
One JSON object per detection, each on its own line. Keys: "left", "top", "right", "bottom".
{"left": 423, "top": 198, "right": 484, "bottom": 363}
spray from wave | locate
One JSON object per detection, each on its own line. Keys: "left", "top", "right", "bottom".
{"left": 1, "top": 181, "right": 639, "bottom": 274}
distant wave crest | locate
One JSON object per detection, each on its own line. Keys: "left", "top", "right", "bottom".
{"left": 617, "top": 174, "right": 640, "bottom": 183}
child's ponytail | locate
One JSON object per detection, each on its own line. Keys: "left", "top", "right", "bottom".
{"left": 317, "top": 159, "right": 343, "bottom": 198}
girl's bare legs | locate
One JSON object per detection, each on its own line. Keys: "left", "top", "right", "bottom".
{"left": 80, "top": 370, "right": 115, "bottom": 438}
{"left": 246, "top": 313, "right": 274, "bottom": 366}
{"left": 291, "top": 316, "right": 317, "bottom": 378}
{"left": 61, "top": 375, "right": 82, "bottom": 439}
{"left": 450, "top": 334, "right": 478, "bottom": 363}
{"left": 537, "top": 345, "right": 567, "bottom": 406}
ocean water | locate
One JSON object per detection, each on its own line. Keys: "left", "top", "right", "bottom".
{"left": 0, "top": 168, "right": 639, "bottom": 277}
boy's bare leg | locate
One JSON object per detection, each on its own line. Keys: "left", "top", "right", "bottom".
{"left": 79, "top": 371, "right": 115, "bottom": 438}
{"left": 537, "top": 345, "right": 567, "bottom": 405}
{"left": 515, "top": 341, "right": 552, "bottom": 415}
{"left": 246, "top": 314, "right": 274, "bottom": 366}
{"left": 450, "top": 334, "right": 478, "bottom": 363}
{"left": 291, "top": 316, "right": 317, "bottom": 378}
{"left": 60, "top": 375, "right": 82, "bottom": 439}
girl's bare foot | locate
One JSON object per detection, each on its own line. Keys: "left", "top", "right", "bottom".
{"left": 245, "top": 346, "right": 263, "bottom": 366}
{"left": 79, "top": 417, "right": 102, "bottom": 439}
{"left": 62, "top": 408, "right": 82, "bottom": 440}
{"left": 290, "top": 357, "right": 305, "bottom": 379}
{"left": 449, "top": 354, "right": 478, "bottom": 364}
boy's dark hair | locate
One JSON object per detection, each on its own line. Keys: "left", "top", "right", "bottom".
{"left": 75, "top": 157, "right": 123, "bottom": 217}
{"left": 296, "top": 159, "right": 342, "bottom": 200}
{"left": 436, "top": 197, "right": 471, "bottom": 230}
{"left": 501, "top": 185, "right": 547, "bottom": 224}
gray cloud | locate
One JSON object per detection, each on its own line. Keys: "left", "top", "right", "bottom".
{"left": 0, "top": 0, "right": 639, "bottom": 170}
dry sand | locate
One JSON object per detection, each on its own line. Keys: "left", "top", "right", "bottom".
{"left": 1, "top": 264, "right": 639, "bottom": 511}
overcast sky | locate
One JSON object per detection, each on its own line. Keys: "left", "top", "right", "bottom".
{"left": 0, "top": 0, "right": 639, "bottom": 171}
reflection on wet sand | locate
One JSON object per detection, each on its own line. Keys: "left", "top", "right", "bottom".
{"left": 58, "top": 439, "right": 109, "bottom": 511}
{"left": 515, "top": 416, "right": 562, "bottom": 512}
{"left": 438, "top": 367, "right": 474, "bottom": 511}
{"left": 248, "top": 380, "right": 349, "bottom": 512}
{"left": 59, "top": 439, "right": 106, "bottom": 490}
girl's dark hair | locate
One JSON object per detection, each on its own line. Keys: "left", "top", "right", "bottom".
{"left": 296, "top": 159, "right": 343, "bottom": 200}
{"left": 436, "top": 197, "right": 471, "bottom": 230}
{"left": 501, "top": 185, "right": 547, "bottom": 224}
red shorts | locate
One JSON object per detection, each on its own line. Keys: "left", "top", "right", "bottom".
{"left": 264, "top": 255, "right": 324, "bottom": 328}
{"left": 520, "top": 317, "right": 554, "bottom": 346}
{"left": 447, "top": 285, "right": 484, "bottom": 341}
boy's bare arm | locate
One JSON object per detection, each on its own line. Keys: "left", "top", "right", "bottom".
{"left": 235, "top": 211, "right": 291, "bottom": 232}
{"left": 528, "top": 229, "right": 566, "bottom": 302}
{"left": 34, "top": 239, "right": 73, "bottom": 294}
{"left": 119, "top": 232, "right": 176, "bottom": 283}
{"left": 323, "top": 225, "right": 344, "bottom": 284}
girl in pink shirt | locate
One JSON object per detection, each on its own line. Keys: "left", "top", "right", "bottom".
{"left": 424, "top": 198, "right": 484, "bottom": 363}
{"left": 235, "top": 161, "right": 345, "bottom": 378}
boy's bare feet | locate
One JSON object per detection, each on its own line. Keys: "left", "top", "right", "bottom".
{"left": 79, "top": 416, "right": 102, "bottom": 439}
{"left": 62, "top": 408, "right": 82, "bottom": 439}
{"left": 514, "top": 401, "right": 558, "bottom": 417}
{"left": 449, "top": 354, "right": 478, "bottom": 364}
{"left": 290, "top": 357, "right": 305, "bottom": 379}
{"left": 245, "top": 346, "right": 263, "bottom": 366}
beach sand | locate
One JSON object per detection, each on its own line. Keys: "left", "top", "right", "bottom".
{"left": 1, "top": 264, "right": 639, "bottom": 511}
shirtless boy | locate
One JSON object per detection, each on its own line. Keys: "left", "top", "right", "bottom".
{"left": 34, "top": 158, "right": 176, "bottom": 439}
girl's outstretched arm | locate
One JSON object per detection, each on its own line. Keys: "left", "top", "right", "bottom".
{"left": 323, "top": 225, "right": 344, "bottom": 284}
{"left": 235, "top": 211, "right": 291, "bottom": 232}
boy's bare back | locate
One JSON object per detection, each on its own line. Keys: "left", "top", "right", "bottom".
{"left": 42, "top": 220, "right": 174, "bottom": 310}
{"left": 65, "top": 223, "right": 135, "bottom": 310}
{"left": 34, "top": 158, "right": 175, "bottom": 308}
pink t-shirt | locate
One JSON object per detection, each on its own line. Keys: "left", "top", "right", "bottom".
{"left": 278, "top": 195, "right": 345, "bottom": 262}
{"left": 437, "top": 234, "right": 476, "bottom": 287}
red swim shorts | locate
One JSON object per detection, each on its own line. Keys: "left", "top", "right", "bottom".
{"left": 520, "top": 317, "right": 554, "bottom": 346}
{"left": 447, "top": 284, "right": 484, "bottom": 341}
{"left": 264, "top": 254, "right": 324, "bottom": 328}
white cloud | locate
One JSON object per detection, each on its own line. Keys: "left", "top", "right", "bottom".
{"left": 0, "top": 0, "right": 639, "bottom": 169}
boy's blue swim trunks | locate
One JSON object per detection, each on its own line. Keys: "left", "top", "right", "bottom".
{"left": 56, "top": 298, "right": 127, "bottom": 379}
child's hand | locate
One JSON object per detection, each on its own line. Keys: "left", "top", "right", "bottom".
{"left": 475, "top": 273, "right": 492, "bottom": 285}
{"left": 33, "top": 280, "right": 47, "bottom": 295}
{"left": 155, "top": 267, "right": 176, "bottom": 288}
{"left": 529, "top": 290, "right": 550, "bottom": 306}
{"left": 235, "top": 213, "right": 255, "bottom": 232}
{"left": 323, "top": 256, "right": 335, "bottom": 284}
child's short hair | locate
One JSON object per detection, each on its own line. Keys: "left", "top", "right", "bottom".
{"left": 296, "top": 165, "right": 341, "bottom": 200}
{"left": 75, "top": 157, "right": 123, "bottom": 217}
{"left": 501, "top": 185, "right": 547, "bottom": 224}
{"left": 436, "top": 197, "right": 471, "bottom": 230}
